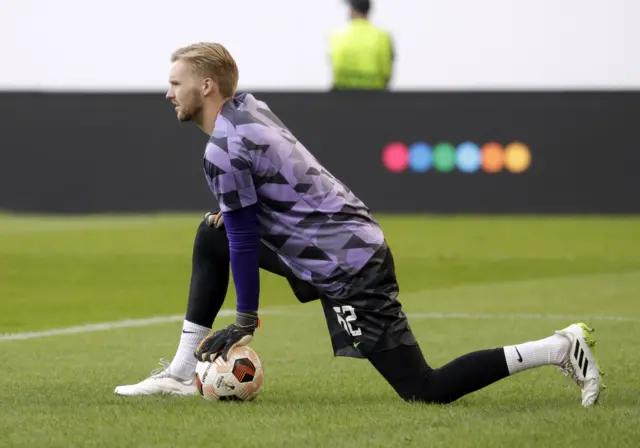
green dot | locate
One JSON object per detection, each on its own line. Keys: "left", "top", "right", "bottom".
{"left": 433, "top": 142, "right": 456, "bottom": 172}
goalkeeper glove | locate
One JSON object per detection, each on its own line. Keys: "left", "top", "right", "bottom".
{"left": 194, "top": 311, "right": 259, "bottom": 362}
{"left": 204, "top": 210, "right": 224, "bottom": 228}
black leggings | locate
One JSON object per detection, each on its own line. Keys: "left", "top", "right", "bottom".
{"left": 368, "top": 343, "right": 509, "bottom": 404}
{"left": 185, "top": 220, "right": 318, "bottom": 327}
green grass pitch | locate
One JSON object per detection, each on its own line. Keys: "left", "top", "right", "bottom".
{"left": 1, "top": 213, "right": 639, "bottom": 447}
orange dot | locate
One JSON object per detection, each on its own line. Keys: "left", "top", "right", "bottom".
{"left": 481, "top": 142, "right": 505, "bottom": 173}
{"left": 504, "top": 142, "right": 531, "bottom": 173}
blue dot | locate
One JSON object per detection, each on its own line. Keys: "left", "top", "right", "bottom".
{"left": 456, "top": 142, "right": 481, "bottom": 173}
{"left": 408, "top": 143, "right": 432, "bottom": 172}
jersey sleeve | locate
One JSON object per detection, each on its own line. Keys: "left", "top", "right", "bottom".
{"left": 203, "top": 135, "right": 258, "bottom": 212}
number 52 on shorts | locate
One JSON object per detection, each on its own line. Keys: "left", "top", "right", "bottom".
{"left": 333, "top": 305, "right": 362, "bottom": 337}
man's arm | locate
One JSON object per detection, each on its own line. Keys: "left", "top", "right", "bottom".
{"left": 195, "top": 136, "right": 261, "bottom": 361}
{"left": 223, "top": 204, "right": 260, "bottom": 315}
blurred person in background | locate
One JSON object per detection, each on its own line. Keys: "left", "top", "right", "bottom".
{"left": 329, "top": 0, "right": 394, "bottom": 90}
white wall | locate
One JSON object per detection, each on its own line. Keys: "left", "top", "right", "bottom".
{"left": 1, "top": 0, "right": 637, "bottom": 91}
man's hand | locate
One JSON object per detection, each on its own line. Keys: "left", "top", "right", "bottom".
{"left": 194, "top": 312, "right": 259, "bottom": 362}
{"left": 204, "top": 210, "right": 224, "bottom": 228}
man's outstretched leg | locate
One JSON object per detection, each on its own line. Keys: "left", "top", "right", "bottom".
{"left": 368, "top": 323, "right": 602, "bottom": 407}
{"left": 115, "top": 216, "right": 319, "bottom": 396}
{"left": 327, "top": 243, "right": 602, "bottom": 407}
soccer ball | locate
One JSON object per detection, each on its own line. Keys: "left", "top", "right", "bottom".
{"left": 195, "top": 345, "right": 264, "bottom": 402}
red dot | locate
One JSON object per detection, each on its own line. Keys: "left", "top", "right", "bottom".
{"left": 382, "top": 143, "right": 409, "bottom": 173}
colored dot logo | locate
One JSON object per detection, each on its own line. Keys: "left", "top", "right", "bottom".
{"left": 482, "top": 142, "right": 504, "bottom": 173}
{"left": 456, "top": 142, "right": 481, "bottom": 173}
{"left": 408, "top": 143, "right": 432, "bottom": 172}
{"left": 504, "top": 142, "right": 531, "bottom": 173}
{"left": 382, "top": 142, "right": 409, "bottom": 173}
{"left": 382, "top": 141, "right": 531, "bottom": 174}
{"left": 433, "top": 143, "right": 456, "bottom": 172}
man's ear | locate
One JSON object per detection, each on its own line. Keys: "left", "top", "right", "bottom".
{"left": 202, "top": 78, "right": 219, "bottom": 97}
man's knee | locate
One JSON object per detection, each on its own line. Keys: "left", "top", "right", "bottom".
{"left": 193, "top": 219, "right": 229, "bottom": 260}
{"left": 382, "top": 370, "right": 447, "bottom": 404}
{"left": 369, "top": 344, "right": 458, "bottom": 405}
{"left": 395, "top": 375, "right": 457, "bottom": 405}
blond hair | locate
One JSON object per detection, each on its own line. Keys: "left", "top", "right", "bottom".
{"left": 171, "top": 42, "right": 239, "bottom": 99}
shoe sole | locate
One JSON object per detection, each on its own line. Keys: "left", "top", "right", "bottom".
{"left": 114, "top": 388, "right": 197, "bottom": 397}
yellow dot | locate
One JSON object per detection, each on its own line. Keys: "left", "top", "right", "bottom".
{"left": 504, "top": 142, "right": 531, "bottom": 173}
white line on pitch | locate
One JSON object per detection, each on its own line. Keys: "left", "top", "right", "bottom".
{"left": 0, "top": 311, "right": 226, "bottom": 341}
{"left": 407, "top": 312, "right": 640, "bottom": 322}
{"left": 1, "top": 309, "right": 638, "bottom": 342}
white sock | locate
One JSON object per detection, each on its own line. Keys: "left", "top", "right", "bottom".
{"left": 503, "top": 334, "right": 571, "bottom": 375}
{"left": 168, "top": 320, "right": 211, "bottom": 380}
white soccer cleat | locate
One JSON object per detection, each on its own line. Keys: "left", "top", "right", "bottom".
{"left": 114, "top": 359, "right": 198, "bottom": 397}
{"left": 555, "top": 323, "right": 604, "bottom": 407}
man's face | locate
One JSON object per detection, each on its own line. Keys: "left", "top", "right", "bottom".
{"left": 166, "top": 60, "right": 204, "bottom": 122}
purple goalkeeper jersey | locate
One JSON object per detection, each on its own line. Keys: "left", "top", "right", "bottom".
{"left": 203, "top": 93, "right": 384, "bottom": 295}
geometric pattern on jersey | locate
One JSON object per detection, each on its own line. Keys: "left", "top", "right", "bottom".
{"left": 203, "top": 92, "right": 384, "bottom": 295}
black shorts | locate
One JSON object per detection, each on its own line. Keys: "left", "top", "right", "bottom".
{"left": 248, "top": 223, "right": 415, "bottom": 359}
{"left": 258, "top": 231, "right": 426, "bottom": 396}
{"left": 319, "top": 242, "right": 417, "bottom": 359}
